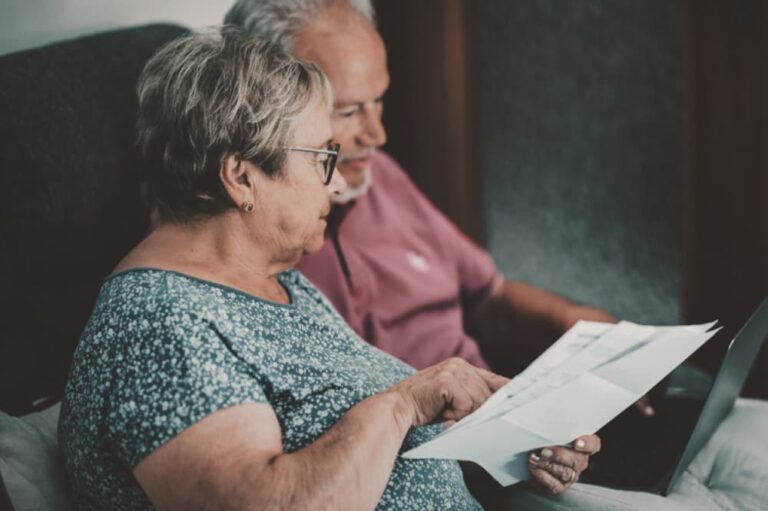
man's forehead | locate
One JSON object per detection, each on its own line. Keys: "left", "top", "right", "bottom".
{"left": 293, "top": 22, "right": 389, "bottom": 104}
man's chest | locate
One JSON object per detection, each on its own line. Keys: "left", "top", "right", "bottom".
{"left": 301, "top": 208, "right": 460, "bottom": 321}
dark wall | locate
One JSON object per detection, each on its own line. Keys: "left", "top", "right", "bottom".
{"left": 683, "top": 0, "right": 767, "bottom": 396}
{"left": 376, "top": 0, "right": 766, "bottom": 394}
{"left": 472, "top": 0, "right": 683, "bottom": 324}
{"left": 377, "top": 0, "right": 482, "bottom": 242}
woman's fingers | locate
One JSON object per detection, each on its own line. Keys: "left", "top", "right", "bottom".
{"left": 528, "top": 466, "right": 568, "bottom": 495}
{"left": 573, "top": 434, "right": 601, "bottom": 455}
{"left": 441, "top": 379, "right": 486, "bottom": 421}
{"left": 454, "top": 367, "right": 493, "bottom": 406}
{"left": 437, "top": 374, "right": 474, "bottom": 420}
{"left": 528, "top": 436, "right": 602, "bottom": 485}
{"left": 440, "top": 359, "right": 496, "bottom": 419}
{"left": 476, "top": 367, "right": 510, "bottom": 391}
{"left": 391, "top": 358, "right": 508, "bottom": 426}
{"left": 546, "top": 445, "right": 588, "bottom": 473}
{"left": 529, "top": 450, "right": 579, "bottom": 484}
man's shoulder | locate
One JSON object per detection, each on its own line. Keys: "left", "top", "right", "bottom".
{"left": 371, "top": 150, "right": 411, "bottom": 183}
{"left": 369, "top": 150, "right": 429, "bottom": 206}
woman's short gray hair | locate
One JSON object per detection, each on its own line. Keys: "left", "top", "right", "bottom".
{"left": 136, "top": 26, "right": 332, "bottom": 224}
{"left": 224, "top": 0, "right": 375, "bottom": 52}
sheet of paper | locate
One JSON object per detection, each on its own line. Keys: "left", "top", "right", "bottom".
{"left": 402, "top": 321, "right": 720, "bottom": 487}
{"left": 448, "top": 321, "right": 656, "bottom": 432}
{"left": 447, "top": 320, "right": 614, "bottom": 432}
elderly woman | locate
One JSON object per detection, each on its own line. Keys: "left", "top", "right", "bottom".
{"left": 58, "top": 27, "right": 599, "bottom": 510}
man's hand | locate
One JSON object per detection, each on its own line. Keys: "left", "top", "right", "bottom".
{"left": 528, "top": 434, "right": 600, "bottom": 495}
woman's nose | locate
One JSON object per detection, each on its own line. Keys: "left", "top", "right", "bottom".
{"left": 328, "top": 165, "right": 348, "bottom": 196}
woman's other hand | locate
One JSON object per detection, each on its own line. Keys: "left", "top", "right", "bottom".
{"left": 528, "top": 434, "right": 601, "bottom": 495}
{"left": 390, "top": 358, "right": 509, "bottom": 427}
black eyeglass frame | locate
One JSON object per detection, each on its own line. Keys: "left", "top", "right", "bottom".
{"left": 284, "top": 143, "right": 340, "bottom": 185}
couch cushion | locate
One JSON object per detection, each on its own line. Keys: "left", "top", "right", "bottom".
{"left": 499, "top": 398, "right": 768, "bottom": 510}
{"left": 673, "top": 398, "right": 768, "bottom": 510}
{"left": 0, "top": 24, "right": 188, "bottom": 414}
{"left": 0, "top": 403, "right": 72, "bottom": 511}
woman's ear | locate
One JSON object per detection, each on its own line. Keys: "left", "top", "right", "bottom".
{"left": 219, "top": 153, "right": 256, "bottom": 206}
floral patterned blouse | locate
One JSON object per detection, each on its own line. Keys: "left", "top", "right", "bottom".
{"left": 58, "top": 268, "right": 481, "bottom": 510}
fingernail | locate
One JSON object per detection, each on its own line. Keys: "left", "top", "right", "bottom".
{"left": 541, "top": 448, "right": 553, "bottom": 459}
{"left": 575, "top": 439, "right": 585, "bottom": 449}
{"left": 529, "top": 453, "right": 540, "bottom": 462}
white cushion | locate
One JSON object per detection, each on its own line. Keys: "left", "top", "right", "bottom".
{"left": 0, "top": 403, "right": 73, "bottom": 511}
{"left": 500, "top": 398, "right": 768, "bottom": 510}
{"left": 673, "top": 398, "right": 768, "bottom": 510}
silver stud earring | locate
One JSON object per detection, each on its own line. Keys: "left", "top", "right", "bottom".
{"left": 241, "top": 201, "right": 254, "bottom": 213}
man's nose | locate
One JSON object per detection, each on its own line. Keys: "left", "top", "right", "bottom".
{"left": 357, "top": 105, "right": 387, "bottom": 147}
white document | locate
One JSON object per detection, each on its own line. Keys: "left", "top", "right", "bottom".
{"left": 402, "top": 320, "right": 720, "bottom": 486}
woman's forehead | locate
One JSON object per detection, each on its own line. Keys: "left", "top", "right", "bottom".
{"left": 291, "top": 100, "right": 333, "bottom": 147}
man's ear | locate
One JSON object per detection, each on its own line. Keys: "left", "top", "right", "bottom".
{"left": 219, "top": 153, "right": 256, "bottom": 205}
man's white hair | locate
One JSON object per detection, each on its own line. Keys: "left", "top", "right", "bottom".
{"left": 224, "top": 0, "right": 376, "bottom": 52}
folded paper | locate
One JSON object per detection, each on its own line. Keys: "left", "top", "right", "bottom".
{"left": 402, "top": 320, "right": 720, "bottom": 486}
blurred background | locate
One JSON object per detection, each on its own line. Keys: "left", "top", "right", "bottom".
{"left": 376, "top": 0, "right": 767, "bottom": 398}
{"left": 1, "top": 0, "right": 765, "bottom": 396}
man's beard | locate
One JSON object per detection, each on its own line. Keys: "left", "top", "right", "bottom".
{"left": 332, "top": 164, "right": 373, "bottom": 204}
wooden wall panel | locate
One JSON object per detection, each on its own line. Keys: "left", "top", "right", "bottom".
{"left": 683, "top": 0, "right": 768, "bottom": 397}
{"left": 375, "top": 0, "right": 484, "bottom": 243}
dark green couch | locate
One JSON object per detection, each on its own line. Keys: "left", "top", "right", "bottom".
{"left": 0, "top": 24, "right": 188, "bottom": 415}
{"left": 0, "top": 24, "right": 187, "bottom": 510}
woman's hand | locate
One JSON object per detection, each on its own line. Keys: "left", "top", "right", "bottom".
{"left": 389, "top": 358, "right": 510, "bottom": 427}
{"left": 528, "top": 434, "right": 601, "bottom": 495}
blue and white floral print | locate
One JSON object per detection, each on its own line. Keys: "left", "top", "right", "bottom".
{"left": 59, "top": 268, "right": 480, "bottom": 510}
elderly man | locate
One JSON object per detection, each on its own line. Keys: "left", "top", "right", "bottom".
{"left": 225, "top": 2, "right": 768, "bottom": 511}
{"left": 222, "top": 0, "right": 637, "bottom": 503}
{"left": 224, "top": 0, "right": 628, "bottom": 396}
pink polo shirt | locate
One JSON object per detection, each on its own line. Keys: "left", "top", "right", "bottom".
{"left": 296, "top": 151, "right": 500, "bottom": 370}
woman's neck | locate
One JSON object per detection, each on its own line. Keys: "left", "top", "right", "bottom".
{"left": 114, "top": 213, "right": 299, "bottom": 303}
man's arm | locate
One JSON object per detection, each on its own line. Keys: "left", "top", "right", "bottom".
{"left": 470, "top": 278, "right": 654, "bottom": 415}
{"left": 469, "top": 278, "right": 615, "bottom": 375}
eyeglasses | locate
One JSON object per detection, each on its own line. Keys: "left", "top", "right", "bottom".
{"left": 284, "top": 143, "right": 340, "bottom": 185}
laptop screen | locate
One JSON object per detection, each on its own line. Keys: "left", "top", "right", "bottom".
{"left": 664, "top": 298, "right": 768, "bottom": 494}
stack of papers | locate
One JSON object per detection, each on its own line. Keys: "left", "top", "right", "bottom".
{"left": 402, "top": 320, "right": 720, "bottom": 486}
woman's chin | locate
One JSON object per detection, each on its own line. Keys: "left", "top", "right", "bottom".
{"left": 302, "top": 231, "right": 326, "bottom": 255}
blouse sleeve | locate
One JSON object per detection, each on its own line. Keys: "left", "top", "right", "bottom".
{"left": 104, "top": 308, "right": 267, "bottom": 468}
